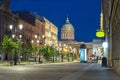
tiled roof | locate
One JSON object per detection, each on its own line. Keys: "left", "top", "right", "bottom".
{"left": 13, "top": 10, "right": 44, "bottom": 26}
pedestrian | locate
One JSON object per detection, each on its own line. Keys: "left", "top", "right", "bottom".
{"left": 102, "top": 57, "right": 107, "bottom": 67}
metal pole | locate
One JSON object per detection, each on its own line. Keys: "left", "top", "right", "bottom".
{"left": 14, "top": 27, "right": 17, "bottom": 65}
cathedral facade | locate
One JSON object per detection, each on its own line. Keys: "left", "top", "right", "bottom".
{"left": 59, "top": 17, "right": 93, "bottom": 61}
{"left": 58, "top": 17, "right": 79, "bottom": 61}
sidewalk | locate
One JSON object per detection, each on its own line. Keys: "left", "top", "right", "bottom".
{"left": 0, "top": 60, "right": 79, "bottom": 66}
{"left": 0, "top": 61, "right": 36, "bottom": 66}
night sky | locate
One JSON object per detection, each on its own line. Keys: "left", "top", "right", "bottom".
{"left": 10, "top": 0, "right": 101, "bottom": 42}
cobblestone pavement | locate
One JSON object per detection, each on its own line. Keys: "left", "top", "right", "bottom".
{"left": 0, "top": 62, "right": 120, "bottom": 80}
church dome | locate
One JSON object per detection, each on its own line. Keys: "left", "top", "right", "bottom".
{"left": 61, "top": 17, "right": 74, "bottom": 41}
{"left": 62, "top": 17, "right": 74, "bottom": 30}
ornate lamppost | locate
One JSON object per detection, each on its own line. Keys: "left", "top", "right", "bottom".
{"left": 9, "top": 24, "right": 23, "bottom": 65}
{"left": 31, "top": 34, "right": 45, "bottom": 63}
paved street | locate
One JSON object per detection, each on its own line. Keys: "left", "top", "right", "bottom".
{"left": 0, "top": 62, "right": 120, "bottom": 80}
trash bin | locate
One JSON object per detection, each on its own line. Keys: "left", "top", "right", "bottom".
{"left": 102, "top": 57, "right": 107, "bottom": 67}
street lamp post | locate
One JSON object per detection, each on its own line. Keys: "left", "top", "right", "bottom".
{"left": 38, "top": 35, "right": 45, "bottom": 63}
{"left": 60, "top": 44, "right": 66, "bottom": 62}
{"left": 31, "top": 34, "right": 45, "bottom": 63}
{"left": 9, "top": 24, "right": 23, "bottom": 65}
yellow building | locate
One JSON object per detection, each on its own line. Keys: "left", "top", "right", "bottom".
{"left": 17, "top": 11, "right": 58, "bottom": 47}
{"left": 43, "top": 17, "right": 58, "bottom": 46}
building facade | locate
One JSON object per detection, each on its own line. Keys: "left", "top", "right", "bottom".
{"left": 92, "top": 39, "right": 103, "bottom": 57}
{"left": 16, "top": 11, "right": 44, "bottom": 47}
{"left": 0, "top": 0, "right": 18, "bottom": 44}
{"left": 16, "top": 11, "right": 58, "bottom": 47}
{"left": 0, "top": 0, "right": 58, "bottom": 60}
{"left": 109, "top": 0, "right": 120, "bottom": 72}
{"left": 59, "top": 17, "right": 91, "bottom": 61}
{"left": 59, "top": 17, "right": 95, "bottom": 61}
{"left": 0, "top": 0, "right": 20, "bottom": 59}
{"left": 43, "top": 17, "right": 58, "bottom": 46}
{"left": 101, "top": 0, "right": 111, "bottom": 67}
{"left": 102, "top": 0, "right": 120, "bottom": 75}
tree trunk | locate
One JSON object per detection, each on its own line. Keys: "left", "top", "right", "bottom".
{"left": 53, "top": 55, "right": 54, "bottom": 62}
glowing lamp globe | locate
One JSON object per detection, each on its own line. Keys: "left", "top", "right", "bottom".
{"left": 102, "top": 42, "right": 108, "bottom": 48}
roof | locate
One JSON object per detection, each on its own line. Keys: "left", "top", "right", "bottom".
{"left": 62, "top": 17, "right": 74, "bottom": 30}
{"left": 13, "top": 10, "right": 44, "bottom": 26}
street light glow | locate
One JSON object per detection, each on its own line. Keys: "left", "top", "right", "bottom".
{"left": 102, "top": 42, "right": 108, "bottom": 48}
{"left": 9, "top": 25, "right": 13, "bottom": 30}
{"left": 35, "top": 35, "right": 38, "bottom": 38}
{"left": 19, "top": 35, "right": 22, "bottom": 38}
{"left": 37, "top": 40, "right": 39, "bottom": 43}
{"left": 19, "top": 24, "right": 23, "bottom": 30}
{"left": 12, "top": 34, "right": 15, "bottom": 38}
{"left": 42, "top": 35, "right": 45, "bottom": 38}
{"left": 31, "top": 40, "right": 34, "bottom": 43}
